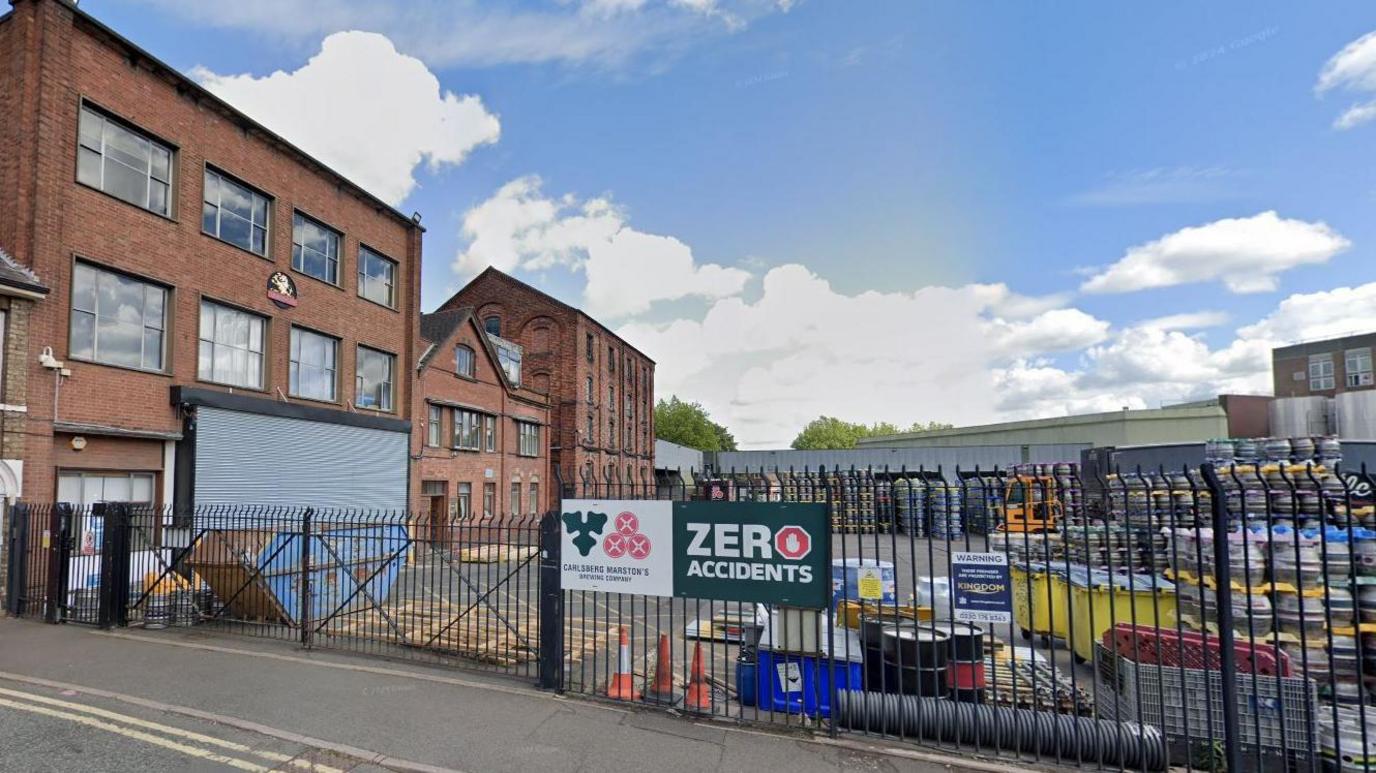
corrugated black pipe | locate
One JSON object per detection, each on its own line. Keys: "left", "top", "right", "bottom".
{"left": 833, "top": 691, "right": 1168, "bottom": 771}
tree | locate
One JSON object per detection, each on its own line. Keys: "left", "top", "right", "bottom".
{"left": 655, "top": 397, "right": 736, "bottom": 452}
{"left": 789, "top": 416, "right": 952, "bottom": 450}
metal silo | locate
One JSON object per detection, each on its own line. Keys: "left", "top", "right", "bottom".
{"left": 1335, "top": 391, "right": 1376, "bottom": 439}
{"left": 1269, "top": 395, "right": 1331, "bottom": 437}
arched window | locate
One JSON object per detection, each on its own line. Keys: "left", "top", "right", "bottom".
{"left": 483, "top": 315, "right": 501, "bottom": 337}
{"left": 455, "top": 345, "right": 475, "bottom": 377}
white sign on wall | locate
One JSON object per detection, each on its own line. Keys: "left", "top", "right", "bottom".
{"left": 560, "top": 499, "right": 673, "bottom": 597}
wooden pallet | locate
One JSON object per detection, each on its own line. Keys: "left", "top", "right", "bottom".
{"left": 319, "top": 599, "right": 611, "bottom": 666}
{"left": 455, "top": 544, "right": 538, "bottom": 564}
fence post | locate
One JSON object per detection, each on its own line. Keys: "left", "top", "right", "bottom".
{"left": 300, "top": 507, "right": 314, "bottom": 649}
{"left": 1199, "top": 462, "right": 1241, "bottom": 773}
{"left": 95, "top": 503, "right": 114, "bottom": 628}
{"left": 46, "top": 504, "right": 73, "bottom": 623}
{"left": 537, "top": 511, "right": 564, "bottom": 690}
{"left": 4, "top": 502, "right": 29, "bottom": 617}
{"left": 112, "top": 504, "right": 131, "bottom": 627}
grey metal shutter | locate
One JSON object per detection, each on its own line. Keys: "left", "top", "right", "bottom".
{"left": 194, "top": 407, "right": 407, "bottom": 509}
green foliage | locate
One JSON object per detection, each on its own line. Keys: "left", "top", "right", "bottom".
{"left": 654, "top": 396, "right": 736, "bottom": 452}
{"left": 789, "top": 416, "right": 953, "bottom": 450}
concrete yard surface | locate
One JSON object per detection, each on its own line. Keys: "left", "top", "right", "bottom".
{"left": 0, "top": 617, "right": 1023, "bottom": 773}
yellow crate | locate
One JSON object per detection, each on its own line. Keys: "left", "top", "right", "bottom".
{"left": 1067, "top": 575, "right": 1178, "bottom": 663}
{"left": 1011, "top": 564, "right": 1071, "bottom": 641}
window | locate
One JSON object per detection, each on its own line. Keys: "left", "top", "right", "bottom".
{"left": 609, "top": 385, "right": 614, "bottom": 407}
{"left": 608, "top": 346, "right": 615, "bottom": 373}
{"left": 518, "top": 422, "right": 540, "bottom": 456}
{"left": 198, "top": 300, "right": 264, "bottom": 388}
{"left": 202, "top": 169, "right": 269, "bottom": 255}
{"left": 77, "top": 105, "right": 172, "bottom": 216}
{"left": 358, "top": 246, "right": 396, "bottom": 307}
{"left": 609, "top": 418, "right": 616, "bottom": 450}
{"left": 585, "top": 376, "right": 593, "bottom": 402}
{"left": 356, "top": 346, "right": 395, "bottom": 411}
{"left": 455, "top": 345, "right": 475, "bottom": 377}
{"left": 1347, "top": 348, "right": 1374, "bottom": 387}
{"left": 1310, "top": 353, "right": 1336, "bottom": 391}
{"left": 427, "top": 405, "right": 442, "bottom": 447}
{"left": 421, "top": 480, "right": 446, "bottom": 497}
{"left": 626, "top": 465, "right": 634, "bottom": 486}
{"left": 586, "top": 414, "right": 594, "bottom": 443}
{"left": 292, "top": 212, "right": 340, "bottom": 284}
{"left": 456, "top": 483, "right": 471, "bottom": 518}
{"left": 484, "top": 316, "right": 501, "bottom": 336}
{"left": 289, "top": 327, "right": 338, "bottom": 401}
{"left": 586, "top": 333, "right": 594, "bottom": 363}
{"left": 70, "top": 262, "right": 167, "bottom": 371}
{"left": 57, "top": 471, "right": 155, "bottom": 507}
{"left": 451, "top": 409, "right": 480, "bottom": 450}
{"left": 496, "top": 340, "right": 522, "bottom": 386}
{"left": 510, "top": 481, "right": 521, "bottom": 515}
{"left": 484, "top": 415, "right": 496, "bottom": 452}
{"left": 483, "top": 482, "right": 495, "bottom": 517}
{"left": 528, "top": 482, "right": 539, "bottom": 516}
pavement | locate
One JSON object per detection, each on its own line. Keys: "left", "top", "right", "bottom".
{"left": 0, "top": 617, "right": 1024, "bottom": 773}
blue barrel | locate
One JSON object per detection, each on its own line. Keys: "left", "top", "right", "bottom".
{"left": 831, "top": 558, "right": 896, "bottom": 608}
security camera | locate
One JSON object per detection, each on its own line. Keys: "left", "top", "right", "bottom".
{"left": 39, "top": 346, "right": 64, "bottom": 370}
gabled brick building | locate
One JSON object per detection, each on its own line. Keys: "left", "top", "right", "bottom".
{"left": 0, "top": 0, "right": 422, "bottom": 516}
{"left": 439, "top": 268, "right": 654, "bottom": 495}
{"left": 411, "top": 307, "right": 551, "bottom": 521}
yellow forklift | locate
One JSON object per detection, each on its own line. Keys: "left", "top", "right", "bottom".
{"left": 998, "top": 473, "right": 1062, "bottom": 533}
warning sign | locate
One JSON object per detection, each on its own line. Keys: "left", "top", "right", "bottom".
{"left": 950, "top": 551, "right": 1013, "bottom": 624}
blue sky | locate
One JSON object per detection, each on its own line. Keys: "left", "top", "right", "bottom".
{"left": 86, "top": 1, "right": 1376, "bottom": 447}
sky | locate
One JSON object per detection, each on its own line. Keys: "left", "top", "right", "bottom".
{"left": 84, "top": 0, "right": 1376, "bottom": 448}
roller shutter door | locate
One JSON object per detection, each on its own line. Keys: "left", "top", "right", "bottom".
{"left": 193, "top": 406, "right": 407, "bottom": 508}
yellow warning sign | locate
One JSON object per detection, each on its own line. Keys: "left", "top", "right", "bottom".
{"left": 858, "top": 569, "right": 883, "bottom": 600}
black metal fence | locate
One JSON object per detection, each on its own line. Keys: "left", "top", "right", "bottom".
{"left": 551, "top": 456, "right": 1376, "bottom": 773}
{"left": 8, "top": 449, "right": 1376, "bottom": 772}
{"left": 4, "top": 503, "right": 544, "bottom": 676}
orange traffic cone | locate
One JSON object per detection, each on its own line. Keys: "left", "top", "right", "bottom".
{"left": 604, "top": 626, "right": 638, "bottom": 700}
{"left": 642, "top": 633, "right": 681, "bottom": 704}
{"left": 683, "top": 640, "right": 712, "bottom": 712}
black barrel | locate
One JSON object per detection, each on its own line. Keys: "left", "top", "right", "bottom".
{"left": 861, "top": 617, "right": 911, "bottom": 692}
{"left": 880, "top": 624, "right": 948, "bottom": 696}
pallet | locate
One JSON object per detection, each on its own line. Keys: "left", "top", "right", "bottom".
{"left": 455, "top": 544, "right": 538, "bottom": 564}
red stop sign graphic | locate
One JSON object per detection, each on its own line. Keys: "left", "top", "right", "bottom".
{"left": 774, "top": 526, "right": 812, "bottom": 560}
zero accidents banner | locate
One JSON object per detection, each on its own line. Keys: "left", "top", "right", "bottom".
{"left": 560, "top": 500, "right": 830, "bottom": 608}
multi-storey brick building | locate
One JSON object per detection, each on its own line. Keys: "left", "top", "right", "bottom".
{"left": 0, "top": 0, "right": 422, "bottom": 516}
{"left": 440, "top": 268, "right": 654, "bottom": 494}
{"left": 410, "top": 307, "right": 551, "bottom": 522}
{"left": 1273, "top": 332, "right": 1376, "bottom": 399}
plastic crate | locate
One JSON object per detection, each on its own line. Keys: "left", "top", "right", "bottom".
{"left": 1096, "top": 644, "right": 1317, "bottom": 755}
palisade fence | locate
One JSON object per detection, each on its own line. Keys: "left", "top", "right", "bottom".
{"left": 7, "top": 455, "right": 1376, "bottom": 772}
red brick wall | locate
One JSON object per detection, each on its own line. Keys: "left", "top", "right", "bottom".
{"left": 5, "top": 1, "right": 422, "bottom": 501}
{"left": 443, "top": 270, "right": 655, "bottom": 495}
{"left": 409, "top": 313, "right": 551, "bottom": 516}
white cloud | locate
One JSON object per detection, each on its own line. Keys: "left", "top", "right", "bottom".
{"left": 1080, "top": 211, "right": 1350, "bottom": 294}
{"left": 1317, "top": 30, "right": 1376, "bottom": 130}
{"left": 1335, "top": 100, "right": 1376, "bottom": 130}
{"left": 986, "top": 308, "right": 1110, "bottom": 356}
{"left": 455, "top": 176, "right": 749, "bottom": 318}
{"left": 195, "top": 32, "right": 499, "bottom": 206}
{"left": 1136, "top": 311, "right": 1229, "bottom": 331}
{"left": 133, "top": 0, "right": 786, "bottom": 69}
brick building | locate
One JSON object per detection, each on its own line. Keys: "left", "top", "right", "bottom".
{"left": 0, "top": 0, "right": 422, "bottom": 516}
{"left": 440, "top": 268, "right": 654, "bottom": 494}
{"left": 1273, "top": 332, "right": 1376, "bottom": 398}
{"left": 411, "top": 307, "right": 551, "bottom": 521}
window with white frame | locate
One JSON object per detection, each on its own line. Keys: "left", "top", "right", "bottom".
{"left": 1310, "top": 353, "right": 1336, "bottom": 391}
{"left": 483, "top": 482, "right": 495, "bottom": 517}
{"left": 510, "top": 481, "right": 521, "bottom": 515}
{"left": 356, "top": 346, "right": 395, "bottom": 411}
{"left": 203, "top": 168, "right": 270, "bottom": 256}
{"left": 289, "top": 327, "right": 338, "bottom": 401}
{"left": 484, "top": 415, "right": 496, "bottom": 452}
{"left": 453, "top": 409, "right": 482, "bottom": 450}
{"left": 455, "top": 345, "right": 475, "bottom": 377}
{"left": 528, "top": 481, "right": 539, "bottom": 516}
{"left": 57, "top": 471, "right": 155, "bottom": 507}
{"left": 71, "top": 262, "right": 167, "bottom": 371}
{"left": 77, "top": 105, "right": 172, "bottom": 216}
{"left": 518, "top": 421, "right": 540, "bottom": 457}
{"left": 198, "top": 300, "right": 264, "bottom": 388}
{"left": 1347, "top": 348, "right": 1373, "bottom": 387}
{"left": 496, "top": 340, "right": 522, "bottom": 386}
{"left": 427, "top": 404, "right": 442, "bottom": 447}
{"left": 456, "top": 483, "right": 471, "bottom": 518}
{"left": 358, "top": 246, "right": 396, "bottom": 307}
{"left": 292, "top": 212, "right": 340, "bottom": 284}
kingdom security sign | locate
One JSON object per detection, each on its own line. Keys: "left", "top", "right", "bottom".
{"left": 950, "top": 551, "right": 1013, "bottom": 624}
{"left": 560, "top": 500, "right": 830, "bottom": 609}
